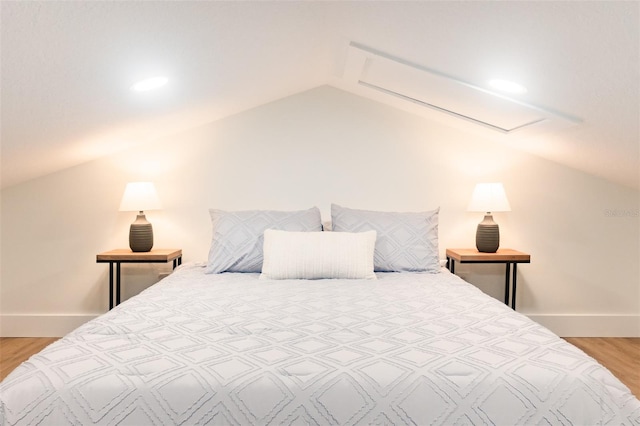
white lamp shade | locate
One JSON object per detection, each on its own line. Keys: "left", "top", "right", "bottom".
{"left": 467, "top": 183, "right": 511, "bottom": 213}
{"left": 119, "top": 182, "right": 162, "bottom": 212}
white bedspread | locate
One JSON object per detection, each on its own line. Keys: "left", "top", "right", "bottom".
{"left": 2, "top": 264, "right": 639, "bottom": 425}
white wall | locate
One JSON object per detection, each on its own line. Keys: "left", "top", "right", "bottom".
{"left": 1, "top": 86, "right": 638, "bottom": 336}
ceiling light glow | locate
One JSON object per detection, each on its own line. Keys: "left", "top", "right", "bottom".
{"left": 488, "top": 79, "right": 527, "bottom": 95}
{"left": 130, "top": 76, "right": 168, "bottom": 92}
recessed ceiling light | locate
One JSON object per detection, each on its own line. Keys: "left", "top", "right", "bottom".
{"left": 488, "top": 79, "right": 527, "bottom": 95}
{"left": 130, "top": 76, "right": 168, "bottom": 92}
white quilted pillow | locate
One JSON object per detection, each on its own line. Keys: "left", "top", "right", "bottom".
{"left": 260, "top": 229, "right": 377, "bottom": 280}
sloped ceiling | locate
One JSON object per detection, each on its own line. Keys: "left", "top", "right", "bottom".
{"left": 1, "top": 1, "right": 638, "bottom": 189}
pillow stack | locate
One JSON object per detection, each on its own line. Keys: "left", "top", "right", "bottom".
{"left": 205, "top": 204, "right": 439, "bottom": 279}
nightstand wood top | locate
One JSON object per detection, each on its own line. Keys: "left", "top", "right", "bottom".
{"left": 446, "top": 248, "right": 530, "bottom": 262}
{"left": 97, "top": 249, "right": 182, "bottom": 262}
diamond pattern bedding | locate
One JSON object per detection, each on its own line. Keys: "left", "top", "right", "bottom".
{"left": 2, "top": 264, "right": 639, "bottom": 425}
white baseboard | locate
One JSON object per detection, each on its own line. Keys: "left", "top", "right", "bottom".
{"left": 0, "top": 314, "right": 98, "bottom": 337}
{"left": 526, "top": 314, "right": 640, "bottom": 337}
{"left": 1, "top": 314, "right": 638, "bottom": 338}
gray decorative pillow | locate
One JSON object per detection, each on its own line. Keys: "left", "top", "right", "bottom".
{"left": 205, "top": 207, "right": 322, "bottom": 273}
{"left": 331, "top": 204, "right": 440, "bottom": 273}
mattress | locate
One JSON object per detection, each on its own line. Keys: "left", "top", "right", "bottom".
{"left": 2, "top": 263, "right": 639, "bottom": 425}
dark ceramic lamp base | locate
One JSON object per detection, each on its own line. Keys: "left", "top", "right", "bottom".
{"left": 476, "top": 214, "right": 500, "bottom": 253}
{"left": 129, "top": 213, "right": 154, "bottom": 252}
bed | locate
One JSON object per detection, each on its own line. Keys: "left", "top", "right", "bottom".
{"left": 2, "top": 205, "right": 639, "bottom": 425}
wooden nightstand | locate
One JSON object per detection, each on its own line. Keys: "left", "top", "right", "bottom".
{"left": 96, "top": 249, "right": 182, "bottom": 309}
{"left": 446, "top": 248, "right": 530, "bottom": 310}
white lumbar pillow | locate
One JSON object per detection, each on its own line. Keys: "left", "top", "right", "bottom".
{"left": 260, "top": 229, "right": 377, "bottom": 280}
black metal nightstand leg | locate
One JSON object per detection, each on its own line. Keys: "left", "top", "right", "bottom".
{"left": 504, "top": 263, "right": 511, "bottom": 306}
{"left": 511, "top": 264, "right": 518, "bottom": 310}
{"left": 108, "top": 262, "right": 114, "bottom": 310}
{"left": 116, "top": 262, "right": 121, "bottom": 306}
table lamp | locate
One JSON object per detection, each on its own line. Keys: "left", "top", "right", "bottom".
{"left": 467, "top": 183, "right": 511, "bottom": 253}
{"left": 119, "top": 182, "right": 162, "bottom": 252}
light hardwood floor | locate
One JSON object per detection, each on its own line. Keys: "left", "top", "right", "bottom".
{"left": 1, "top": 337, "right": 638, "bottom": 399}
{"left": 0, "top": 337, "right": 59, "bottom": 382}
{"left": 564, "top": 337, "right": 639, "bottom": 399}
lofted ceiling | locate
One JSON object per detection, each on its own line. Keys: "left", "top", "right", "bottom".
{"left": 1, "top": 1, "right": 638, "bottom": 189}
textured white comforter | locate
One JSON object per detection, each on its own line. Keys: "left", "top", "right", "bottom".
{"left": 2, "top": 264, "right": 639, "bottom": 425}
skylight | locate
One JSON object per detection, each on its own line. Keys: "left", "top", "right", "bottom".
{"left": 343, "top": 42, "right": 579, "bottom": 135}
